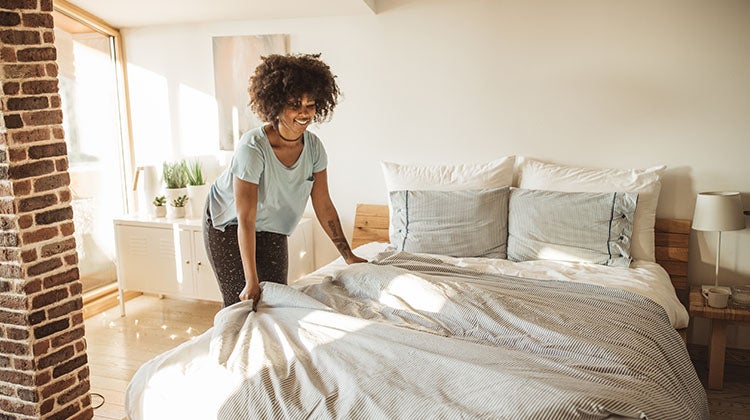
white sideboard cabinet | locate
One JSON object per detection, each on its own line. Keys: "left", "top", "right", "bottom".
{"left": 113, "top": 215, "right": 314, "bottom": 315}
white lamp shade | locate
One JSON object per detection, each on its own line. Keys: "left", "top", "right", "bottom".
{"left": 692, "top": 191, "right": 746, "bottom": 232}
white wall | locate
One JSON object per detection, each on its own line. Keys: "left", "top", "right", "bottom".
{"left": 121, "top": 0, "right": 750, "bottom": 346}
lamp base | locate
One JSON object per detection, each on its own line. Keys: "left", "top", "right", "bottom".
{"left": 701, "top": 285, "right": 732, "bottom": 295}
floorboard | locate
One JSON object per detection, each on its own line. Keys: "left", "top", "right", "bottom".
{"left": 694, "top": 363, "right": 750, "bottom": 420}
{"left": 85, "top": 295, "right": 221, "bottom": 420}
{"left": 83, "top": 295, "right": 750, "bottom": 420}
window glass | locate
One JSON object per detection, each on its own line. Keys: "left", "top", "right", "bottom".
{"left": 54, "top": 19, "right": 127, "bottom": 292}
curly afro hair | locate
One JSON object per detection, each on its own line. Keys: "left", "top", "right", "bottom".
{"left": 248, "top": 53, "right": 340, "bottom": 124}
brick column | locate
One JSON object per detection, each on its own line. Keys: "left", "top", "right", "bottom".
{"left": 0, "top": 1, "right": 92, "bottom": 419}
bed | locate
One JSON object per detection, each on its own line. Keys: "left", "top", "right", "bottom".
{"left": 125, "top": 158, "right": 708, "bottom": 419}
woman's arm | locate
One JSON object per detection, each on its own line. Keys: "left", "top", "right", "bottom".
{"left": 234, "top": 176, "right": 262, "bottom": 311}
{"left": 310, "top": 169, "right": 366, "bottom": 264}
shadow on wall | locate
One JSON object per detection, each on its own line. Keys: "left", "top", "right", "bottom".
{"left": 658, "top": 166, "right": 694, "bottom": 220}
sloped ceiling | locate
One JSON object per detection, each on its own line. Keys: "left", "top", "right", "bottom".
{"left": 63, "top": 0, "right": 378, "bottom": 28}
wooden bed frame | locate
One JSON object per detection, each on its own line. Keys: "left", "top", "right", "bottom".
{"left": 351, "top": 203, "right": 691, "bottom": 338}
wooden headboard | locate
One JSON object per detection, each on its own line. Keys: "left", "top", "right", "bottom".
{"left": 654, "top": 219, "right": 690, "bottom": 306}
{"left": 351, "top": 203, "right": 390, "bottom": 249}
{"left": 352, "top": 203, "right": 691, "bottom": 307}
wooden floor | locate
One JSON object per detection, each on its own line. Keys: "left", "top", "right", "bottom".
{"left": 695, "top": 364, "right": 750, "bottom": 419}
{"left": 84, "top": 296, "right": 750, "bottom": 420}
{"left": 84, "top": 295, "right": 222, "bottom": 420}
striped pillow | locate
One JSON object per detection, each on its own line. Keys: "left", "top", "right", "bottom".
{"left": 516, "top": 159, "right": 664, "bottom": 262}
{"left": 507, "top": 188, "right": 637, "bottom": 267}
{"left": 389, "top": 187, "right": 509, "bottom": 258}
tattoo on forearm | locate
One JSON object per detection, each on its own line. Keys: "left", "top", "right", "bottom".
{"left": 335, "top": 241, "right": 349, "bottom": 255}
{"left": 327, "top": 220, "right": 351, "bottom": 256}
{"left": 326, "top": 220, "right": 339, "bottom": 236}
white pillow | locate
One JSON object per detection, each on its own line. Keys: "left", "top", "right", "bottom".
{"left": 517, "top": 158, "right": 665, "bottom": 262}
{"left": 381, "top": 156, "right": 515, "bottom": 192}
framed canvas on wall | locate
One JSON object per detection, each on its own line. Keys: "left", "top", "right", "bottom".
{"left": 212, "top": 34, "right": 289, "bottom": 150}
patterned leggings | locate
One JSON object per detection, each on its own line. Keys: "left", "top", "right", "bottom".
{"left": 202, "top": 201, "right": 288, "bottom": 307}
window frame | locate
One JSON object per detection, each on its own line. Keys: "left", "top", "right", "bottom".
{"left": 53, "top": 0, "right": 136, "bottom": 212}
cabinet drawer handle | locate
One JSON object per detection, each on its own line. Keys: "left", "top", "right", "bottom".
{"left": 185, "top": 260, "right": 190, "bottom": 264}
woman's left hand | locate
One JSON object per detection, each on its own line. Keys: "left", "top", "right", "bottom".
{"left": 345, "top": 255, "right": 368, "bottom": 264}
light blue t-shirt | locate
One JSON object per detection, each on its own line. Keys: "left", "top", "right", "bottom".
{"left": 208, "top": 126, "right": 327, "bottom": 235}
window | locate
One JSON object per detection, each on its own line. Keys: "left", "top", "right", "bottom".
{"left": 53, "top": 1, "right": 133, "bottom": 293}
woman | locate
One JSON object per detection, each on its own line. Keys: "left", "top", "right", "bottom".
{"left": 204, "top": 53, "right": 366, "bottom": 309}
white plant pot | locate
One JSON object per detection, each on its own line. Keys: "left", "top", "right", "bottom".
{"left": 153, "top": 206, "right": 166, "bottom": 218}
{"left": 164, "top": 187, "right": 188, "bottom": 219}
{"left": 187, "top": 184, "right": 209, "bottom": 219}
{"left": 164, "top": 187, "right": 188, "bottom": 204}
{"left": 169, "top": 206, "right": 186, "bottom": 219}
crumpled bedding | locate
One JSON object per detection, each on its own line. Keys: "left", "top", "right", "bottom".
{"left": 125, "top": 245, "right": 706, "bottom": 420}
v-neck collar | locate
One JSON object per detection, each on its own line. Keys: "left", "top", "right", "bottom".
{"left": 261, "top": 126, "right": 306, "bottom": 170}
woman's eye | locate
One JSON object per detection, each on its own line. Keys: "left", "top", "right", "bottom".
{"left": 287, "top": 101, "right": 315, "bottom": 111}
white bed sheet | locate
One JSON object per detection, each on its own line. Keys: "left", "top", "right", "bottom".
{"left": 298, "top": 242, "right": 688, "bottom": 329}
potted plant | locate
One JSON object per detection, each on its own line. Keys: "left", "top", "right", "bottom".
{"left": 184, "top": 159, "right": 209, "bottom": 218}
{"left": 185, "top": 159, "right": 204, "bottom": 187}
{"left": 169, "top": 194, "right": 189, "bottom": 219}
{"left": 163, "top": 160, "right": 189, "bottom": 218}
{"left": 163, "top": 160, "right": 188, "bottom": 189}
{"left": 152, "top": 195, "right": 167, "bottom": 218}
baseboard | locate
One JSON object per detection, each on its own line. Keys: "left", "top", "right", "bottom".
{"left": 82, "top": 284, "right": 141, "bottom": 319}
{"left": 688, "top": 343, "right": 750, "bottom": 367}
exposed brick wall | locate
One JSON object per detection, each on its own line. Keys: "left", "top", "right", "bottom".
{"left": 0, "top": 1, "right": 92, "bottom": 419}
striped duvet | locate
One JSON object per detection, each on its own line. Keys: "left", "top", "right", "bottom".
{"left": 126, "top": 251, "right": 708, "bottom": 420}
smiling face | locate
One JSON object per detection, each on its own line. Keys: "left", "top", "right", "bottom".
{"left": 276, "top": 94, "right": 317, "bottom": 141}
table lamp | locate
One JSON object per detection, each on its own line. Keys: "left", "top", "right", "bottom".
{"left": 692, "top": 191, "right": 746, "bottom": 290}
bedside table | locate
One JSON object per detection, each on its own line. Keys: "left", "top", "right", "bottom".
{"left": 689, "top": 286, "right": 750, "bottom": 390}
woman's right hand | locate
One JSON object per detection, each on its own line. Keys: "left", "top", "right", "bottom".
{"left": 239, "top": 281, "right": 262, "bottom": 312}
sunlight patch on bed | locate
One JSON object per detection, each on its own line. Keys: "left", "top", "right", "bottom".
{"left": 379, "top": 273, "right": 448, "bottom": 313}
{"left": 273, "top": 323, "right": 298, "bottom": 362}
{"left": 537, "top": 247, "right": 582, "bottom": 263}
{"left": 141, "top": 355, "right": 239, "bottom": 419}
{"left": 298, "top": 310, "right": 371, "bottom": 349}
